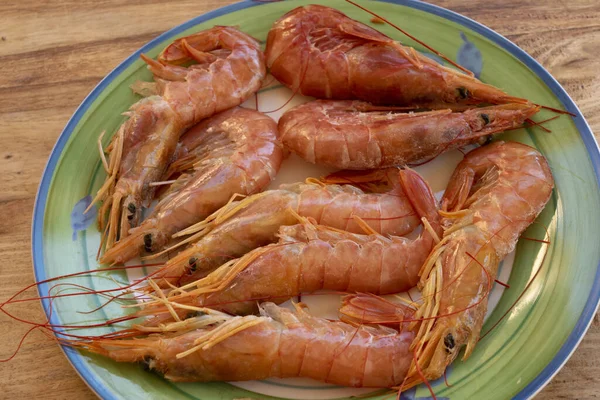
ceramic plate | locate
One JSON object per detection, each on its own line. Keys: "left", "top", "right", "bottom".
{"left": 32, "top": 0, "right": 600, "bottom": 399}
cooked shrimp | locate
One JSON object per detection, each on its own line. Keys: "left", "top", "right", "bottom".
{"left": 136, "top": 169, "right": 441, "bottom": 316}
{"left": 145, "top": 168, "right": 421, "bottom": 289}
{"left": 265, "top": 5, "right": 527, "bottom": 107}
{"left": 65, "top": 302, "right": 414, "bottom": 387}
{"left": 279, "top": 100, "right": 540, "bottom": 169}
{"left": 99, "top": 107, "right": 283, "bottom": 265}
{"left": 92, "top": 26, "right": 265, "bottom": 252}
{"left": 341, "top": 141, "right": 554, "bottom": 388}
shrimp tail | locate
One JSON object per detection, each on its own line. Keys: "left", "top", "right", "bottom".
{"left": 398, "top": 168, "right": 441, "bottom": 233}
{"left": 339, "top": 293, "right": 415, "bottom": 327}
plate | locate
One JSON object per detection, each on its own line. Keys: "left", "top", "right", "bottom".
{"left": 32, "top": 1, "right": 600, "bottom": 399}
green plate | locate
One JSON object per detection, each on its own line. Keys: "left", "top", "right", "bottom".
{"left": 33, "top": 1, "right": 600, "bottom": 399}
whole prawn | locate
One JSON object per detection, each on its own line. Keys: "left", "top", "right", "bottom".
{"left": 266, "top": 5, "right": 527, "bottom": 107}
{"left": 341, "top": 141, "right": 554, "bottom": 388}
{"left": 100, "top": 107, "right": 283, "bottom": 265}
{"left": 92, "top": 26, "right": 265, "bottom": 251}
{"left": 144, "top": 168, "right": 422, "bottom": 289}
{"left": 137, "top": 169, "right": 441, "bottom": 316}
{"left": 279, "top": 100, "right": 540, "bottom": 169}
{"left": 65, "top": 302, "right": 414, "bottom": 387}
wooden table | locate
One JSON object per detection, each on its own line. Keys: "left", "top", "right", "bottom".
{"left": 1, "top": 0, "right": 598, "bottom": 398}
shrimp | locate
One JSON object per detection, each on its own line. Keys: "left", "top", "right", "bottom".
{"left": 340, "top": 141, "right": 554, "bottom": 388}
{"left": 279, "top": 100, "right": 540, "bottom": 169}
{"left": 65, "top": 302, "right": 414, "bottom": 387}
{"left": 265, "top": 5, "right": 527, "bottom": 107}
{"left": 99, "top": 107, "right": 284, "bottom": 265}
{"left": 136, "top": 169, "right": 441, "bottom": 316}
{"left": 143, "top": 168, "right": 421, "bottom": 289}
{"left": 92, "top": 26, "right": 266, "bottom": 251}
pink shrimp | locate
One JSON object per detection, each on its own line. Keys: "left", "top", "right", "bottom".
{"left": 279, "top": 100, "right": 540, "bottom": 169}
{"left": 340, "top": 141, "right": 554, "bottom": 388}
{"left": 99, "top": 107, "right": 283, "bottom": 265}
{"left": 134, "top": 169, "right": 441, "bottom": 317}
{"left": 142, "top": 168, "right": 422, "bottom": 289}
{"left": 64, "top": 303, "right": 414, "bottom": 387}
{"left": 265, "top": 5, "right": 528, "bottom": 107}
{"left": 91, "top": 26, "right": 266, "bottom": 252}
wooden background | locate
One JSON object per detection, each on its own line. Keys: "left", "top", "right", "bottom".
{"left": 1, "top": 0, "right": 599, "bottom": 398}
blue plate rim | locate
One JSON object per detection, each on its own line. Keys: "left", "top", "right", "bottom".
{"left": 31, "top": 1, "right": 600, "bottom": 399}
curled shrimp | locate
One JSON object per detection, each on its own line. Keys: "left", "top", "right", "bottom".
{"left": 63, "top": 302, "right": 414, "bottom": 387}
{"left": 100, "top": 107, "right": 284, "bottom": 265}
{"left": 341, "top": 141, "right": 554, "bottom": 388}
{"left": 144, "top": 168, "right": 421, "bottom": 289}
{"left": 279, "top": 100, "right": 540, "bottom": 169}
{"left": 265, "top": 5, "right": 527, "bottom": 107}
{"left": 92, "top": 26, "right": 266, "bottom": 252}
{"left": 134, "top": 169, "right": 442, "bottom": 316}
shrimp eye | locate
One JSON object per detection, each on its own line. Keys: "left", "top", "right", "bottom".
{"left": 444, "top": 333, "right": 455, "bottom": 353}
{"left": 481, "top": 113, "right": 490, "bottom": 125}
{"left": 187, "top": 310, "right": 206, "bottom": 319}
{"left": 143, "top": 234, "right": 152, "bottom": 252}
{"left": 457, "top": 87, "right": 470, "bottom": 99}
{"left": 127, "top": 203, "right": 136, "bottom": 213}
{"left": 188, "top": 257, "right": 197, "bottom": 273}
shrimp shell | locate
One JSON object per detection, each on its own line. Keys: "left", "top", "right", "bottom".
{"left": 279, "top": 100, "right": 540, "bottom": 169}
{"left": 266, "top": 5, "right": 527, "bottom": 107}
{"left": 67, "top": 303, "right": 413, "bottom": 387}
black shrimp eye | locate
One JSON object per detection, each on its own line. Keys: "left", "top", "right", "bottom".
{"left": 143, "top": 234, "right": 152, "bottom": 252}
{"left": 481, "top": 113, "right": 490, "bottom": 125}
{"left": 457, "top": 87, "right": 470, "bottom": 99}
{"left": 444, "top": 333, "right": 456, "bottom": 353}
{"left": 187, "top": 310, "right": 206, "bottom": 319}
{"left": 127, "top": 203, "right": 136, "bottom": 220}
{"left": 127, "top": 203, "right": 136, "bottom": 213}
{"left": 188, "top": 257, "right": 197, "bottom": 273}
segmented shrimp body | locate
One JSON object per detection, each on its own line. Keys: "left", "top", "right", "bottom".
{"left": 266, "top": 5, "right": 526, "bottom": 107}
{"left": 147, "top": 169, "right": 421, "bottom": 288}
{"left": 139, "top": 169, "right": 441, "bottom": 316}
{"left": 69, "top": 303, "right": 414, "bottom": 387}
{"left": 279, "top": 100, "right": 540, "bottom": 169}
{"left": 100, "top": 107, "right": 283, "bottom": 265}
{"left": 93, "top": 26, "right": 266, "bottom": 252}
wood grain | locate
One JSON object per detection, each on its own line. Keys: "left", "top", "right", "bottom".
{"left": 0, "top": 1, "right": 598, "bottom": 399}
